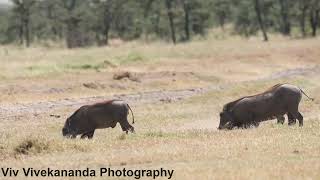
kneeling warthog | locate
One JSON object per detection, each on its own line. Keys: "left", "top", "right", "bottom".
{"left": 218, "top": 84, "right": 314, "bottom": 130}
{"left": 62, "top": 100, "right": 135, "bottom": 138}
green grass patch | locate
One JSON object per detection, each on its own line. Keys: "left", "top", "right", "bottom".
{"left": 115, "top": 52, "right": 147, "bottom": 65}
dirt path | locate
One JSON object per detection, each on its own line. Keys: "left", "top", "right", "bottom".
{"left": 0, "top": 87, "right": 213, "bottom": 119}
{"left": 0, "top": 65, "right": 319, "bottom": 121}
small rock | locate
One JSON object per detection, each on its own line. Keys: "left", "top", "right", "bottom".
{"left": 83, "top": 82, "right": 105, "bottom": 89}
{"left": 293, "top": 150, "right": 300, "bottom": 154}
{"left": 160, "top": 98, "right": 172, "bottom": 103}
{"left": 103, "top": 60, "right": 117, "bottom": 68}
{"left": 120, "top": 162, "right": 127, "bottom": 166}
{"left": 110, "top": 84, "right": 127, "bottom": 90}
{"left": 50, "top": 114, "right": 61, "bottom": 118}
{"left": 113, "top": 71, "right": 131, "bottom": 80}
{"left": 113, "top": 71, "right": 141, "bottom": 82}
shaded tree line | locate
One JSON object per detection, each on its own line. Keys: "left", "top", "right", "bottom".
{"left": 0, "top": 0, "right": 319, "bottom": 48}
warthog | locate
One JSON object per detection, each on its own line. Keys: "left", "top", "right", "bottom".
{"left": 218, "top": 84, "right": 314, "bottom": 130}
{"left": 62, "top": 100, "right": 135, "bottom": 139}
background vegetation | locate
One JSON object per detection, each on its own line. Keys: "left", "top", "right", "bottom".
{"left": 0, "top": 0, "right": 319, "bottom": 47}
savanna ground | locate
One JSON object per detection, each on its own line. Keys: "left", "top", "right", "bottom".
{"left": 0, "top": 34, "right": 320, "bottom": 179}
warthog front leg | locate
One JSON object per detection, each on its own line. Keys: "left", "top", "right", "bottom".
{"left": 70, "top": 134, "right": 77, "bottom": 139}
{"left": 241, "top": 113, "right": 258, "bottom": 129}
{"left": 277, "top": 115, "right": 285, "bottom": 124}
{"left": 252, "top": 121, "right": 260, "bottom": 128}
{"left": 241, "top": 121, "right": 259, "bottom": 129}
{"left": 81, "top": 130, "right": 95, "bottom": 139}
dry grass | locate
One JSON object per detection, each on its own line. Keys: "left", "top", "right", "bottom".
{"left": 0, "top": 36, "right": 320, "bottom": 179}
{"left": 0, "top": 36, "right": 319, "bottom": 104}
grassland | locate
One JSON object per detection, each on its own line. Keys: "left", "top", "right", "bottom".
{"left": 0, "top": 35, "right": 320, "bottom": 179}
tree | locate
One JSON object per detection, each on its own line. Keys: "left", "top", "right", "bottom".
{"left": 189, "top": 0, "right": 209, "bottom": 36}
{"left": 91, "top": 0, "right": 113, "bottom": 46}
{"left": 63, "top": 0, "right": 92, "bottom": 48}
{"left": 11, "top": 0, "right": 36, "bottom": 47}
{"left": 139, "top": 0, "right": 155, "bottom": 39}
{"left": 91, "top": 0, "right": 131, "bottom": 46}
{"left": 165, "top": 0, "right": 177, "bottom": 44}
{"left": 233, "top": 0, "right": 259, "bottom": 37}
{"left": 112, "top": 1, "right": 142, "bottom": 40}
{"left": 298, "top": 0, "right": 309, "bottom": 37}
{"left": 182, "top": 0, "right": 191, "bottom": 41}
{"left": 211, "top": 0, "right": 231, "bottom": 30}
{"left": 279, "top": 0, "right": 291, "bottom": 35}
{"left": 0, "top": 5, "right": 11, "bottom": 43}
{"left": 310, "top": 0, "right": 320, "bottom": 36}
{"left": 254, "top": 0, "right": 268, "bottom": 41}
{"left": 38, "top": 0, "right": 64, "bottom": 40}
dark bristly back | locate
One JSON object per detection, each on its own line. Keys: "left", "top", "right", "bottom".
{"left": 223, "top": 84, "right": 284, "bottom": 111}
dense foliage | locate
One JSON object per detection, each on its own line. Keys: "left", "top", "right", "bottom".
{"left": 0, "top": 0, "right": 319, "bottom": 47}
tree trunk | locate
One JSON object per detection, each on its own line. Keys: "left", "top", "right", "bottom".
{"left": 143, "top": 0, "right": 155, "bottom": 40}
{"left": 19, "top": 18, "right": 24, "bottom": 45}
{"left": 310, "top": 9, "right": 319, "bottom": 37}
{"left": 154, "top": 9, "right": 161, "bottom": 36}
{"left": 300, "top": 3, "right": 308, "bottom": 37}
{"left": 102, "top": 2, "right": 112, "bottom": 46}
{"left": 279, "top": 0, "right": 291, "bottom": 35}
{"left": 254, "top": 0, "right": 268, "bottom": 41}
{"left": 219, "top": 14, "right": 226, "bottom": 30}
{"left": 15, "top": 0, "right": 34, "bottom": 47}
{"left": 66, "top": 20, "right": 74, "bottom": 48}
{"left": 47, "top": 4, "right": 59, "bottom": 39}
{"left": 65, "top": 0, "right": 78, "bottom": 48}
{"left": 299, "top": 0, "right": 310, "bottom": 37}
{"left": 24, "top": 10, "right": 30, "bottom": 47}
{"left": 165, "top": 0, "right": 176, "bottom": 44}
{"left": 182, "top": 0, "right": 190, "bottom": 41}
{"left": 104, "top": 22, "right": 110, "bottom": 46}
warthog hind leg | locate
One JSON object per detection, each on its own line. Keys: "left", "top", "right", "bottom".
{"left": 287, "top": 113, "right": 296, "bottom": 126}
{"left": 119, "top": 116, "right": 135, "bottom": 134}
{"left": 297, "top": 112, "right": 303, "bottom": 127}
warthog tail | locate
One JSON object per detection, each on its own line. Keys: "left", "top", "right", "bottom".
{"left": 300, "top": 88, "right": 314, "bottom": 101}
{"left": 126, "top": 103, "right": 135, "bottom": 124}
